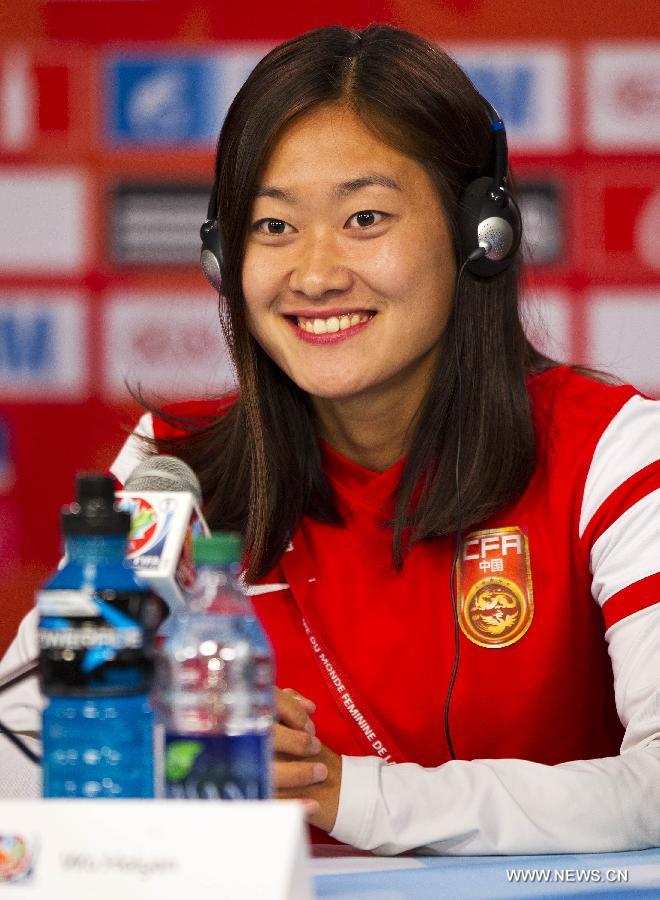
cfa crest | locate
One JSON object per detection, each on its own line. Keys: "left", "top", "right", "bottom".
{"left": 458, "top": 526, "right": 534, "bottom": 648}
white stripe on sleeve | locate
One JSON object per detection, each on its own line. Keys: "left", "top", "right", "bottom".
{"left": 243, "top": 583, "right": 290, "bottom": 596}
{"left": 579, "top": 395, "right": 660, "bottom": 539}
{"left": 108, "top": 412, "right": 154, "bottom": 488}
{"left": 590, "top": 489, "right": 660, "bottom": 607}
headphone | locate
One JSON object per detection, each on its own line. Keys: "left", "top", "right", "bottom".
{"left": 458, "top": 103, "right": 522, "bottom": 277}
{"left": 200, "top": 99, "right": 521, "bottom": 290}
{"left": 200, "top": 204, "right": 225, "bottom": 294}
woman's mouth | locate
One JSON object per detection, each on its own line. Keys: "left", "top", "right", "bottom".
{"left": 284, "top": 310, "right": 377, "bottom": 344}
{"left": 295, "top": 311, "right": 375, "bottom": 334}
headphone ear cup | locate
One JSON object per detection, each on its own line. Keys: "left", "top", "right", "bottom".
{"left": 459, "top": 176, "right": 522, "bottom": 277}
{"left": 200, "top": 219, "right": 225, "bottom": 292}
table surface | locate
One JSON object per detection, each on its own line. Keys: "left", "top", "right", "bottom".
{"left": 1, "top": 745, "right": 658, "bottom": 900}
{"left": 310, "top": 845, "right": 660, "bottom": 899}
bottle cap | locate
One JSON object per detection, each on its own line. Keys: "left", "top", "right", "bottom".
{"left": 62, "top": 473, "right": 131, "bottom": 536}
{"left": 193, "top": 532, "right": 243, "bottom": 566}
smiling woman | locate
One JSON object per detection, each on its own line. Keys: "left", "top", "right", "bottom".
{"left": 2, "top": 23, "right": 660, "bottom": 858}
{"left": 189, "top": 25, "right": 545, "bottom": 582}
{"left": 138, "top": 23, "right": 660, "bottom": 856}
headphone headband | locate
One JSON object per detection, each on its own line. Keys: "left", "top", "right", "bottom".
{"left": 486, "top": 107, "right": 508, "bottom": 191}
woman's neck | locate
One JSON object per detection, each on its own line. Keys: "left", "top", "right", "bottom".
{"left": 311, "top": 378, "right": 427, "bottom": 472}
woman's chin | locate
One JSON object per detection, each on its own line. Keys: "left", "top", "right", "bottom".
{"left": 295, "top": 377, "right": 373, "bottom": 403}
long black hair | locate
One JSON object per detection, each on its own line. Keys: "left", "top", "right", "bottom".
{"left": 151, "top": 24, "right": 554, "bottom": 581}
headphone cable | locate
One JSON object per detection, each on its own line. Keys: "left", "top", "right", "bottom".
{"left": 444, "top": 247, "right": 487, "bottom": 761}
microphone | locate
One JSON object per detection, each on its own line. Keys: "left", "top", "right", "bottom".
{"left": 123, "top": 455, "right": 203, "bottom": 506}
{"left": 116, "top": 455, "right": 210, "bottom": 616}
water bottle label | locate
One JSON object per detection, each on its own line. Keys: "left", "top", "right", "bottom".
{"left": 164, "top": 733, "right": 271, "bottom": 800}
{"left": 38, "top": 588, "right": 158, "bottom": 696}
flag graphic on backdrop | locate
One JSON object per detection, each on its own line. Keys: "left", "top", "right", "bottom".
{"left": 0, "top": 49, "right": 70, "bottom": 152}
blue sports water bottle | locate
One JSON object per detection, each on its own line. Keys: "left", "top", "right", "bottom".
{"left": 158, "top": 532, "right": 274, "bottom": 799}
{"left": 39, "top": 473, "right": 163, "bottom": 798}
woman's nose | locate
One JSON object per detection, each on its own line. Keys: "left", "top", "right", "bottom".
{"left": 288, "top": 231, "right": 352, "bottom": 300}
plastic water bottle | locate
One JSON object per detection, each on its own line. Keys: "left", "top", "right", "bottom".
{"left": 39, "top": 474, "right": 163, "bottom": 798}
{"left": 158, "top": 532, "right": 274, "bottom": 800}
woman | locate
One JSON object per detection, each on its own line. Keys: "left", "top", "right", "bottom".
{"left": 3, "top": 24, "right": 660, "bottom": 854}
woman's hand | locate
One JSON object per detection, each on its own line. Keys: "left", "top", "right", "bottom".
{"left": 274, "top": 687, "right": 325, "bottom": 790}
{"left": 273, "top": 687, "right": 342, "bottom": 833}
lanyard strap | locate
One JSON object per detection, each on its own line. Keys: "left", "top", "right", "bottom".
{"left": 277, "top": 526, "right": 407, "bottom": 763}
{"left": 300, "top": 614, "right": 406, "bottom": 764}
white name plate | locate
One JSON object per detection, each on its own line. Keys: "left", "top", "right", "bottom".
{"left": 0, "top": 800, "right": 312, "bottom": 898}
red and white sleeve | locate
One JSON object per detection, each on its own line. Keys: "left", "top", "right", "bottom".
{"left": 579, "top": 394, "right": 660, "bottom": 629}
{"left": 578, "top": 395, "right": 660, "bottom": 757}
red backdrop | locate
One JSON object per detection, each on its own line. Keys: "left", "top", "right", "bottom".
{"left": 1, "top": 0, "right": 659, "bottom": 654}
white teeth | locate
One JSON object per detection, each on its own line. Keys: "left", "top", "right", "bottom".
{"left": 296, "top": 312, "right": 372, "bottom": 334}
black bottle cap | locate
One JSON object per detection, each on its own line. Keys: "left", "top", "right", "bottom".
{"left": 62, "top": 473, "right": 131, "bottom": 536}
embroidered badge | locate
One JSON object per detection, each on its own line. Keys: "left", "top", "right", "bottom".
{"left": 458, "top": 527, "right": 533, "bottom": 648}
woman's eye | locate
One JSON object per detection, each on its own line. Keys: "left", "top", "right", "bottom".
{"left": 346, "top": 210, "right": 387, "bottom": 229}
{"left": 253, "top": 218, "right": 292, "bottom": 235}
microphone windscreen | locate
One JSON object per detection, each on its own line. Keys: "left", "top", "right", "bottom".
{"left": 124, "top": 455, "right": 203, "bottom": 506}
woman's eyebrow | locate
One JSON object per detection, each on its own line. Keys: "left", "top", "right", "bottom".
{"left": 254, "top": 173, "right": 402, "bottom": 204}
{"left": 335, "top": 174, "right": 402, "bottom": 197}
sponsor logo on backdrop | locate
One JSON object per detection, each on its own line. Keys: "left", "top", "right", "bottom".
{"left": 105, "top": 49, "right": 267, "bottom": 147}
{"left": 109, "top": 183, "right": 211, "bottom": 266}
{"left": 636, "top": 189, "right": 660, "bottom": 271}
{"left": 0, "top": 418, "right": 15, "bottom": 493}
{"left": 583, "top": 164, "right": 660, "bottom": 276}
{"left": 0, "top": 293, "right": 87, "bottom": 400}
{"left": 586, "top": 45, "right": 660, "bottom": 149}
{"left": 0, "top": 49, "right": 74, "bottom": 152}
{"left": 0, "top": 168, "right": 88, "bottom": 273}
{"left": 450, "top": 45, "right": 569, "bottom": 151}
{"left": 517, "top": 180, "right": 564, "bottom": 267}
{"left": 605, "top": 183, "right": 660, "bottom": 274}
{"left": 106, "top": 56, "right": 220, "bottom": 144}
{"left": 584, "top": 291, "right": 660, "bottom": 397}
{"left": 103, "top": 292, "right": 236, "bottom": 400}
{"left": 0, "top": 419, "right": 18, "bottom": 576}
